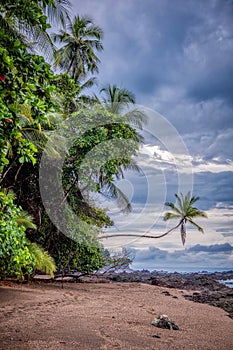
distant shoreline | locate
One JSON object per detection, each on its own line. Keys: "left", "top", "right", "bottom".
{"left": 129, "top": 266, "right": 233, "bottom": 274}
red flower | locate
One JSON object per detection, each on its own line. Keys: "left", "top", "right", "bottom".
{"left": 4, "top": 118, "right": 13, "bottom": 124}
{"left": 0, "top": 75, "right": 6, "bottom": 81}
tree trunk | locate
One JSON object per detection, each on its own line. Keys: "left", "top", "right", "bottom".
{"left": 99, "top": 220, "right": 182, "bottom": 240}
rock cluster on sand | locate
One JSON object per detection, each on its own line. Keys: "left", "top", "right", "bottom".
{"left": 151, "top": 314, "right": 179, "bottom": 330}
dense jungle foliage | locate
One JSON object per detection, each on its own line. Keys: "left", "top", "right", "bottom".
{"left": 0, "top": 0, "right": 140, "bottom": 277}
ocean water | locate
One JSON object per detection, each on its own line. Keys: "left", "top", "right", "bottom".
{"left": 130, "top": 264, "right": 233, "bottom": 274}
{"left": 218, "top": 279, "right": 233, "bottom": 288}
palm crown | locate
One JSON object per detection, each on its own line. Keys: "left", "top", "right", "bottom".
{"left": 53, "top": 15, "right": 104, "bottom": 81}
{"left": 164, "top": 192, "right": 207, "bottom": 245}
{"left": 99, "top": 84, "right": 147, "bottom": 129}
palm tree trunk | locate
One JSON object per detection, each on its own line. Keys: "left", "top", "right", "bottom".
{"left": 99, "top": 220, "right": 183, "bottom": 240}
{"left": 181, "top": 222, "right": 186, "bottom": 245}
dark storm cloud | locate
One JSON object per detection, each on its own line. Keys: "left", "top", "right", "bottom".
{"left": 70, "top": 1, "right": 233, "bottom": 134}
{"left": 186, "top": 128, "right": 233, "bottom": 161}
{"left": 107, "top": 0, "right": 233, "bottom": 105}
{"left": 188, "top": 70, "right": 233, "bottom": 103}
{"left": 188, "top": 243, "right": 233, "bottom": 253}
{"left": 98, "top": 0, "right": 201, "bottom": 94}
{"left": 222, "top": 233, "right": 233, "bottom": 238}
{"left": 193, "top": 172, "right": 233, "bottom": 209}
{"left": 132, "top": 243, "right": 233, "bottom": 263}
{"left": 130, "top": 243, "right": 233, "bottom": 270}
{"left": 132, "top": 246, "right": 168, "bottom": 261}
{"left": 216, "top": 228, "right": 233, "bottom": 233}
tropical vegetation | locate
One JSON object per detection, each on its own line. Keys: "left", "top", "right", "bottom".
{"left": 0, "top": 1, "right": 144, "bottom": 278}
{"left": 53, "top": 14, "right": 103, "bottom": 81}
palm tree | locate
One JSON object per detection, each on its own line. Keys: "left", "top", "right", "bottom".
{"left": 164, "top": 192, "right": 207, "bottom": 245}
{"left": 99, "top": 84, "right": 147, "bottom": 129}
{"left": 90, "top": 84, "right": 147, "bottom": 212}
{"left": 100, "top": 84, "right": 135, "bottom": 114}
{"left": 53, "top": 15, "right": 103, "bottom": 81}
{"left": 99, "top": 191, "right": 207, "bottom": 244}
{"left": 0, "top": 1, "right": 71, "bottom": 57}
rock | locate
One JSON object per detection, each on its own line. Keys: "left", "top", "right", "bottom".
{"left": 33, "top": 274, "right": 53, "bottom": 280}
{"left": 151, "top": 315, "right": 179, "bottom": 330}
{"left": 161, "top": 291, "right": 171, "bottom": 296}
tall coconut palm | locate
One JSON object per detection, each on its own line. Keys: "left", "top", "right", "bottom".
{"left": 99, "top": 191, "right": 207, "bottom": 244}
{"left": 164, "top": 192, "right": 207, "bottom": 245}
{"left": 52, "top": 15, "right": 104, "bottom": 81}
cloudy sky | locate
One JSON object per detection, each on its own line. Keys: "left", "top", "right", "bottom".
{"left": 69, "top": 0, "right": 233, "bottom": 271}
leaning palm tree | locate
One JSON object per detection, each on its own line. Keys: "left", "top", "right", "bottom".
{"left": 99, "top": 191, "right": 207, "bottom": 244}
{"left": 52, "top": 15, "right": 103, "bottom": 81}
{"left": 164, "top": 192, "right": 207, "bottom": 245}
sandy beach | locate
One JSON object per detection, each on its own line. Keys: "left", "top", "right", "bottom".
{"left": 0, "top": 281, "right": 233, "bottom": 350}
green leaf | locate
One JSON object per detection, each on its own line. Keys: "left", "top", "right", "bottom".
{"left": 19, "top": 156, "right": 26, "bottom": 163}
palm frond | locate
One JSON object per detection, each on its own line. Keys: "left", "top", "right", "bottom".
{"left": 188, "top": 219, "right": 205, "bottom": 233}
{"left": 79, "top": 77, "right": 98, "bottom": 91}
{"left": 164, "top": 212, "right": 181, "bottom": 221}
{"left": 15, "top": 211, "right": 37, "bottom": 230}
{"left": 164, "top": 201, "right": 182, "bottom": 215}
{"left": 52, "top": 15, "right": 103, "bottom": 80}
{"left": 26, "top": 241, "right": 56, "bottom": 276}
{"left": 124, "top": 109, "right": 148, "bottom": 129}
{"left": 101, "top": 182, "right": 132, "bottom": 213}
{"left": 183, "top": 191, "right": 192, "bottom": 212}
{"left": 187, "top": 207, "right": 208, "bottom": 219}
{"left": 27, "top": 25, "right": 55, "bottom": 60}
{"left": 21, "top": 128, "right": 66, "bottom": 158}
{"left": 190, "top": 195, "right": 200, "bottom": 206}
{"left": 100, "top": 84, "right": 135, "bottom": 114}
{"left": 122, "top": 161, "right": 141, "bottom": 173}
{"left": 44, "top": 0, "right": 71, "bottom": 28}
{"left": 175, "top": 193, "right": 184, "bottom": 212}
